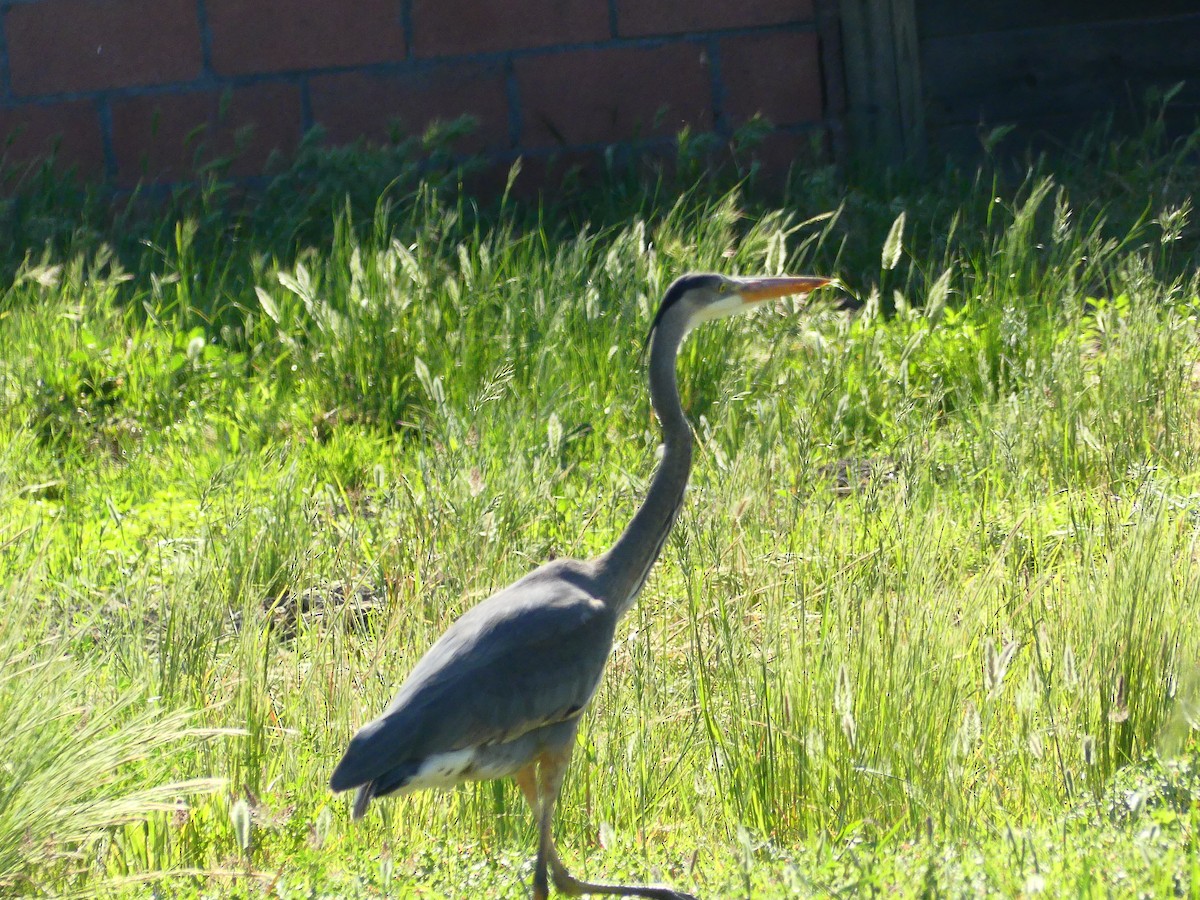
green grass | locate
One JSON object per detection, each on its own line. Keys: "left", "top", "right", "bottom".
{"left": 1, "top": 112, "right": 1199, "bottom": 896}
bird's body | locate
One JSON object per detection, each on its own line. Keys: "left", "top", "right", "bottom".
{"left": 332, "top": 273, "right": 839, "bottom": 900}
{"left": 332, "top": 558, "right": 614, "bottom": 812}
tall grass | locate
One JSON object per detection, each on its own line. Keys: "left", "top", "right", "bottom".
{"left": 0, "top": 113, "right": 1198, "bottom": 894}
{"left": 0, "top": 542, "right": 222, "bottom": 893}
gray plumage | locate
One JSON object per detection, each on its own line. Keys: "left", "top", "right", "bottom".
{"left": 331, "top": 272, "right": 837, "bottom": 900}
{"left": 331, "top": 560, "right": 614, "bottom": 809}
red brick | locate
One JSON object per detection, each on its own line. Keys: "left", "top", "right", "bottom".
{"left": 516, "top": 44, "right": 712, "bottom": 147}
{"left": 721, "top": 31, "right": 823, "bottom": 127}
{"left": 617, "top": 0, "right": 813, "bottom": 37}
{"left": 411, "top": 0, "right": 608, "bottom": 57}
{"left": 110, "top": 84, "right": 303, "bottom": 185}
{"left": 469, "top": 148, "right": 603, "bottom": 199}
{"left": 6, "top": 0, "right": 202, "bottom": 96}
{"left": 731, "top": 128, "right": 827, "bottom": 185}
{"left": 310, "top": 67, "right": 509, "bottom": 153}
{"left": 207, "top": 0, "right": 406, "bottom": 75}
{"left": 0, "top": 101, "right": 106, "bottom": 179}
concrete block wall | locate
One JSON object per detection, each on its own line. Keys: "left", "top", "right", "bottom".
{"left": 0, "top": 0, "right": 832, "bottom": 188}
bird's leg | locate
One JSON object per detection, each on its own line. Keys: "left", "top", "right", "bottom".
{"left": 531, "top": 751, "right": 698, "bottom": 900}
{"left": 515, "top": 764, "right": 552, "bottom": 900}
{"left": 547, "top": 843, "right": 699, "bottom": 900}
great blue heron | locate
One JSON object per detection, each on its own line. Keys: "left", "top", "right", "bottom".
{"left": 331, "top": 272, "right": 838, "bottom": 899}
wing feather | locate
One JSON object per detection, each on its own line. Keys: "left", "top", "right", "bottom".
{"left": 330, "top": 561, "right": 616, "bottom": 793}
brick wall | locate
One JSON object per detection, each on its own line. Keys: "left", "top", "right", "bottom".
{"left": 0, "top": 0, "right": 832, "bottom": 188}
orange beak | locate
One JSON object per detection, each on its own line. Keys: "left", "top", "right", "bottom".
{"left": 735, "top": 275, "right": 835, "bottom": 304}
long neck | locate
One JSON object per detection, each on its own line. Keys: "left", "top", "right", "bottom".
{"left": 598, "top": 312, "right": 694, "bottom": 612}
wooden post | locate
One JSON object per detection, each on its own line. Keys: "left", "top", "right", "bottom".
{"left": 837, "top": 0, "right": 927, "bottom": 164}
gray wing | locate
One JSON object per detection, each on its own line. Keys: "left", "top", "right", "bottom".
{"left": 330, "top": 560, "right": 617, "bottom": 792}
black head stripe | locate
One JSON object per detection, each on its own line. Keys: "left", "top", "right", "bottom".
{"left": 645, "top": 273, "right": 725, "bottom": 346}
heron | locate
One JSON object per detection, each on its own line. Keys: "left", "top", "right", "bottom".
{"left": 331, "top": 272, "right": 839, "bottom": 899}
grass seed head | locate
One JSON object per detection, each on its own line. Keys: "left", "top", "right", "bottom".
{"left": 230, "top": 797, "right": 252, "bottom": 854}
{"left": 984, "top": 638, "right": 1018, "bottom": 696}
{"left": 834, "top": 664, "right": 857, "bottom": 746}
{"left": 1028, "top": 731, "right": 1044, "bottom": 759}
{"left": 952, "top": 701, "right": 981, "bottom": 764}
{"left": 1061, "top": 645, "right": 1079, "bottom": 694}
{"left": 834, "top": 663, "right": 854, "bottom": 718}
{"left": 840, "top": 711, "right": 858, "bottom": 748}
{"left": 1109, "top": 674, "right": 1130, "bottom": 723}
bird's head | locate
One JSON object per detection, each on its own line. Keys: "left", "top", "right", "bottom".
{"left": 648, "top": 272, "right": 843, "bottom": 343}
